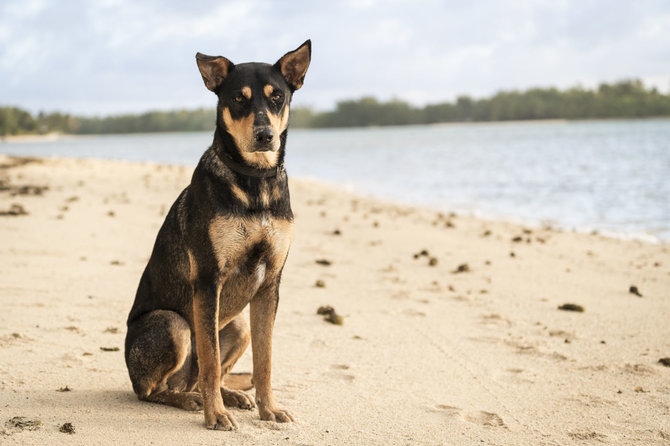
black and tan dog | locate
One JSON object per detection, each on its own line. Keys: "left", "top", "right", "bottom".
{"left": 124, "top": 40, "right": 311, "bottom": 430}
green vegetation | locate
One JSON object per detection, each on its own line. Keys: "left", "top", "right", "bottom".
{"left": 2, "top": 79, "right": 669, "bottom": 136}
{"left": 0, "top": 107, "right": 216, "bottom": 136}
{"left": 300, "top": 79, "right": 670, "bottom": 127}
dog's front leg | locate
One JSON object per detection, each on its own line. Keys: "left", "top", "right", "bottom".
{"left": 250, "top": 286, "right": 294, "bottom": 423}
{"left": 193, "top": 282, "right": 238, "bottom": 430}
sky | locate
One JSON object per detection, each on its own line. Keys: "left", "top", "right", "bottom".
{"left": 1, "top": 0, "right": 669, "bottom": 116}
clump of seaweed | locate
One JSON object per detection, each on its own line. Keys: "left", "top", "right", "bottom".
{"left": 558, "top": 303, "right": 584, "bottom": 312}
{"left": 317, "top": 306, "right": 343, "bottom": 325}
{"left": 59, "top": 422, "right": 75, "bottom": 434}
{"left": 5, "top": 416, "right": 42, "bottom": 432}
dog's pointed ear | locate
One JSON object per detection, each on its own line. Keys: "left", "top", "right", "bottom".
{"left": 274, "top": 39, "right": 311, "bottom": 91}
{"left": 196, "top": 53, "right": 233, "bottom": 92}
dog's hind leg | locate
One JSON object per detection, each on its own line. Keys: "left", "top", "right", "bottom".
{"left": 218, "top": 314, "right": 255, "bottom": 410}
{"left": 125, "top": 310, "right": 202, "bottom": 411}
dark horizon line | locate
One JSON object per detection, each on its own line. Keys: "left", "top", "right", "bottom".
{"left": 5, "top": 76, "right": 669, "bottom": 119}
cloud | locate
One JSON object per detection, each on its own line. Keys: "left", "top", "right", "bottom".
{"left": 1, "top": 0, "right": 669, "bottom": 115}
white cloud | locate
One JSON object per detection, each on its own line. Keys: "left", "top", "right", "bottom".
{"left": 1, "top": 0, "right": 669, "bottom": 114}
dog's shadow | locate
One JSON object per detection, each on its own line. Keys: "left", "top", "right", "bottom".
{"left": 48, "top": 388, "right": 206, "bottom": 429}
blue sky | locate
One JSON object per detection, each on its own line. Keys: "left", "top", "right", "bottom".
{"left": 1, "top": 0, "right": 669, "bottom": 116}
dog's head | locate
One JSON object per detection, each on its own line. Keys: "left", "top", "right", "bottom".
{"left": 196, "top": 40, "right": 311, "bottom": 169}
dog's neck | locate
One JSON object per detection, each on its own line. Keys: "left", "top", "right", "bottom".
{"left": 212, "top": 128, "right": 282, "bottom": 179}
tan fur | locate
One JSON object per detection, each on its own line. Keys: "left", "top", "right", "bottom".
{"left": 270, "top": 183, "right": 283, "bottom": 203}
{"left": 259, "top": 181, "right": 270, "bottom": 208}
{"left": 208, "top": 216, "right": 248, "bottom": 273}
{"left": 268, "top": 106, "right": 290, "bottom": 144}
{"left": 222, "top": 107, "right": 280, "bottom": 169}
{"left": 223, "top": 373, "right": 253, "bottom": 390}
{"left": 208, "top": 215, "right": 293, "bottom": 280}
{"left": 192, "top": 291, "right": 231, "bottom": 428}
{"left": 128, "top": 40, "right": 310, "bottom": 430}
{"left": 230, "top": 183, "right": 250, "bottom": 207}
{"left": 277, "top": 45, "right": 310, "bottom": 90}
{"left": 196, "top": 55, "right": 232, "bottom": 92}
{"left": 270, "top": 218, "right": 294, "bottom": 261}
{"left": 187, "top": 250, "right": 198, "bottom": 284}
{"left": 250, "top": 290, "right": 280, "bottom": 420}
{"left": 222, "top": 107, "right": 254, "bottom": 153}
{"left": 242, "top": 150, "right": 280, "bottom": 169}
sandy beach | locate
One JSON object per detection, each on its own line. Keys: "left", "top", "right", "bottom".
{"left": 0, "top": 154, "right": 668, "bottom": 445}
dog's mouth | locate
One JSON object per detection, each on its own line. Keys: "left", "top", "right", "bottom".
{"left": 249, "top": 144, "right": 275, "bottom": 153}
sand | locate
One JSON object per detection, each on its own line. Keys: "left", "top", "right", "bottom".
{"left": 0, "top": 154, "right": 668, "bottom": 445}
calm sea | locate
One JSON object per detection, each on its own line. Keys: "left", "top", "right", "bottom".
{"left": 2, "top": 119, "right": 669, "bottom": 241}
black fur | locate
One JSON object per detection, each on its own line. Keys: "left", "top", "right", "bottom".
{"left": 124, "top": 40, "right": 310, "bottom": 430}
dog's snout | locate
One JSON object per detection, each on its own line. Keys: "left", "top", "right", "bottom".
{"left": 254, "top": 127, "right": 274, "bottom": 144}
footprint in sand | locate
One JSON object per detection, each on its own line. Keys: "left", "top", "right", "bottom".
{"left": 495, "top": 367, "right": 535, "bottom": 385}
{"left": 0, "top": 333, "right": 31, "bottom": 347}
{"left": 329, "top": 364, "right": 355, "bottom": 382}
{"left": 432, "top": 405, "right": 507, "bottom": 428}
{"left": 480, "top": 313, "right": 513, "bottom": 329}
{"left": 434, "top": 404, "right": 461, "bottom": 417}
{"left": 464, "top": 410, "right": 506, "bottom": 428}
{"left": 403, "top": 308, "right": 427, "bottom": 317}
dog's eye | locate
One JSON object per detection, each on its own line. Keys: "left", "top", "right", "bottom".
{"left": 233, "top": 94, "right": 245, "bottom": 103}
{"left": 271, "top": 92, "right": 283, "bottom": 102}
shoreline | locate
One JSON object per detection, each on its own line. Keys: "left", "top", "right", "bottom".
{"left": 2, "top": 151, "right": 667, "bottom": 246}
{"left": 267, "top": 175, "right": 670, "bottom": 246}
{"left": 3, "top": 114, "right": 670, "bottom": 139}
{"left": 1, "top": 155, "right": 669, "bottom": 444}
{"left": 0, "top": 132, "right": 71, "bottom": 143}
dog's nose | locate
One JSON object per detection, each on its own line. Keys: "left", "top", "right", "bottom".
{"left": 254, "top": 127, "right": 274, "bottom": 144}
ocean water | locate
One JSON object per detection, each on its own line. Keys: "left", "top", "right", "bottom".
{"left": 2, "top": 119, "right": 669, "bottom": 241}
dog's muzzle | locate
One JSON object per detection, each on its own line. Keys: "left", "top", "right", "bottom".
{"left": 251, "top": 126, "right": 275, "bottom": 151}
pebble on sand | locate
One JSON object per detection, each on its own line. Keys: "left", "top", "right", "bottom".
{"left": 317, "top": 305, "right": 343, "bottom": 325}
{"left": 0, "top": 203, "right": 28, "bottom": 216}
{"left": 100, "top": 346, "right": 120, "bottom": 352}
{"left": 59, "top": 422, "right": 75, "bottom": 434}
{"left": 558, "top": 303, "right": 584, "bottom": 312}
{"left": 452, "top": 263, "right": 470, "bottom": 273}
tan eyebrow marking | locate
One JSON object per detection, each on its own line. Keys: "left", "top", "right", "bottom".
{"left": 241, "top": 86, "right": 252, "bottom": 99}
{"left": 264, "top": 84, "right": 274, "bottom": 98}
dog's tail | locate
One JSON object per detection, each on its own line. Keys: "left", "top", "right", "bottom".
{"left": 224, "top": 372, "right": 254, "bottom": 391}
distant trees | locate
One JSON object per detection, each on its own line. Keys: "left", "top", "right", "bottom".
{"left": 2, "top": 79, "right": 670, "bottom": 136}
{"left": 1, "top": 107, "right": 41, "bottom": 136}
{"left": 305, "top": 97, "right": 423, "bottom": 127}
{"left": 0, "top": 107, "right": 216, "bottom": 137}
{"left": 294, "top": 79, "right": 670, "bottom": 127}
{"left": 74, "top": 108, "right": 216, "bottom": 134}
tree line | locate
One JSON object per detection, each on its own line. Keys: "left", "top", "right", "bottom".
{"left": 0, "top": 107, "right": 217, "bottom": 136}
{"left": 2, "top": 79, "right": 669, "bottom": 136}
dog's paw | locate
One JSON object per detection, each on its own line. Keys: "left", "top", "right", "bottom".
{"left": 177, "top": 392, "right": 203, "bottom": 411}
{"left": 221, "top": 388, "right": 256, "bottom": 410}
{"left": 259, "top": 405, "right": 295, "bottom": 423}
{"left": 205, "top": 409, "right": 239, "bottom": 431}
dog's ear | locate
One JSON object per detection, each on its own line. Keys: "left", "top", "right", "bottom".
{"left": 274, "top": 40, "right": 311, "bottom": 91}
{"left": 196, "top": 53, "right": 233, "bottom": 92}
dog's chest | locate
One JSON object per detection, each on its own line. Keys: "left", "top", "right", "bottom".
{"left": 208, "top": 213, "right": 293, "bottom": 293}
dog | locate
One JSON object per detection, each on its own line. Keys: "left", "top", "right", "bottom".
{"left": 124, "top": 40, "right": 311, "bottom": 431}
